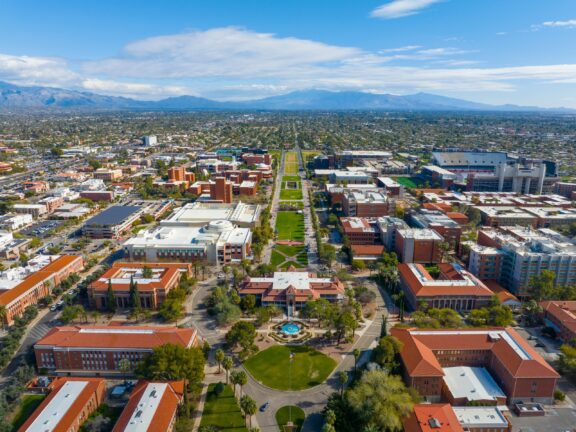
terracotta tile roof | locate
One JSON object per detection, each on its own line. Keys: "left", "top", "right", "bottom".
{"left": 404, "top": 404, "right": 464, "bottom": 432}
{"left": 0, "top": 255, "right": 83, "bottom": 307}
{"left": 112, "top": 380, "right": 184, "bottom": 432}
{"left": 35, "top": 325, "right": 198, "bottom": 350}
{"left": 540, "top": 300, "right": 576, "bottom": 334}
{"left": 391, "top": 327, "right": 559, "bottom": 379}
{"left": 18, "top": 377, "right": 105, "bottom": 432}
{"left": 351, "top": 245, "right": 385, "bottom": 256}
{"left": 398, "top": 263, "right": 494, "bottom": 298}
{"left": 484, "top": 280, "right": 520, "bottom": 305}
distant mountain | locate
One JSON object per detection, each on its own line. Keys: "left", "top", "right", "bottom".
{"left": 0, "top": 81, "right": 573, "bottom": 112}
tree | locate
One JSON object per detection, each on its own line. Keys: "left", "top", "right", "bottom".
{"left": 137, "top": 343, "right": 205, "bottom": 393}
{"left": 222, "top": 356, "right": 233, "bottom": 384}
{"left": 159, "top": 298, "right": 183, "bottom": 325}
{"left": 0, "top": 305, "right": 7, "bottom": 329}
{"left": 338, "top": 371, "right": 348, "bottom": 396}
{"left": 107, "top": 279, "right": 116, "bottom": 313}
{"left": 129, "top": 276, "right": 141, "bottom": 310}
{"left": 351, "top": 260, "right": 366, "bottom": 272}
{"left": 142, "top": 266, "right": 153, "bottom": 279}
{"left": 118, "top": 358, "right": 132, "bottom": 383}
{"left": 215, "top": 348, "right": 225, "bottom": 374}
{"left": 353, "top": 348, "right": 361, "bottom": 372}
{"left": 226, "top": 321, "right": 258, "bottom": 359}
{"left": 347, "top": 370, "right": 415, "bottom": 432}
{"left": 240, "top": 395, "right": 257, "bottom": 429}
{"left": 240, "top": 294, "right": 256, "bottom": 313}
{"left": 236, "top": 370, "right": 248, "bottom": 397}
{"left": 372, "top": 335, "right": 403, "bottom": 372}
{"left": 530, "top": 270, "right": 556, "bottom": 301}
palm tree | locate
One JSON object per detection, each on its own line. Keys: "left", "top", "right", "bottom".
{"left": 240, "top": 395, "right": 257, "bottom": 429}
{"left": 338, "top": 371, "right": 348, "bottom": 397}
{"left": 230, "top": 370, "right": 240, "bottom": 396}
{"left": 215, "top": 349, "right": 225, "bottom": 374}
{"left": 223, "top": 356, "right": 233, "bottom": 384}
{"left": 353, "top": 348, "right": 361, "bottom": 372}
{"left": 236, "top": 370, "right": 248, "bottom": 397}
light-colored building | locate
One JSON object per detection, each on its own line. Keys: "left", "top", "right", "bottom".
{"left": 395, "top": 228, "right": 444, "bottom": 264}
{"left": 13, "top": 203, "right": 47, "bottom": 218}
{"left": 162, "top": 201, "right": 261, "bottom": 228}
{"left": 0, "top": 213, "right": 33, "bottom": 230}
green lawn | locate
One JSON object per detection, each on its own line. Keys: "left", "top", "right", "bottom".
{"left": 271, "top": 249, "right": 287, "bottom": 267}
{"left": 245, "top": 345, "right": 336, "bottom": 390}
{"left": 393, "top": 176, "right": 422, "bottom": 188}
{"left": 276, "top": 212, "right": 305, "bottom": 241}
{"left": 272, "top": 245, "right": 308, "bottom": 269}
{"left": 275, "top": 244, "right": 302, "bottom": 257}
{"left": 12, "top": 395, "right": 45, "bottom": 430}
{"left": 280, "top": 189, "right": 303, "bottom": 200}
{"left": 282, "top": 175, "right": 301, "bottom": 182}
{"left": 200, "top": 384, "right": 248, "bottom": 432}
{"left": 276, "top": 406, "right": 306, "bottom": 432}
{"left": 278, "top": 201, "right": 304, "bottom": 210}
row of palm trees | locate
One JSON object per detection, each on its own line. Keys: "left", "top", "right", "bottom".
{"left": 215, "top": 348, "right": 258, "bottom": 430}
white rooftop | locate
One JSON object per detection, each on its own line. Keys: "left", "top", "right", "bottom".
{"left": 162, "top": 201, "right": 260, "bottom": 227}
{"left": 24, "top": 380, "right": 89, "bottom": 432}
{"left": 443, "top": 366, "right": 506, "bottom": 402}
{"left": 453, "top": 407, "right": 509, "bottom": 428}
{"left": 124, "top": 383, "right": 168, "bottom": 432}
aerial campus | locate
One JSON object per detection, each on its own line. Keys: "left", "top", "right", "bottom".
{"left": 2, "top": 1, "right": 576, "bottom": 432}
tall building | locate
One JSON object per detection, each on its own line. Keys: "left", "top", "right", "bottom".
{"left": 210, "top": 177, "right": 233, "bottom": 203}
{"left": 168, "top": 166, "right": 185, "bottom": 182}
{"left": 395, "top": 229, "right": 444, "bottom": 264}
{"left": 142, "top": 135, "right": 158, "bottom": 146}
{"left": 470, "top": 226, "right": 576, "bottom": 296}
{"left": 342, "top": 190, "right": 394, "bottom": 218}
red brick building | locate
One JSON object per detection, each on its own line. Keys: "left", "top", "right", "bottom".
{"left": 112, "top": 380, "right": 184, "bottom": 432}
{"left": 168, "top": 166, "right": 185, "bottom": 182}
{"left": 342, "top": 190, "right": 394, "bottom": 218}
{"left": 398, "top": 263, "right": 494, "bottom": 311}
{"left": 395, "top": 229, "right": 444, "bottom": 264}
{"left": 0, "top": 255, "right": 84, "bottom": 326}
{"left": 34, "top": 326, "right": 200, "bottom": 375}
{"left": 18, "top": 377, "right": 105, "bottom": 432}
{"left": 210, "top": 177, "right": 233, "bottom": 203}
{"left": 540, "top": 300, "right": 576, "bottom": 342}
{"left": 340, "top": 217, "right": 380, "bottom": 245}
{"left": 88, "top": 262, "right": 192, "bottom": 310}
{"left": 392, "top": 327, "right": 559, "bottom": 404}
{"left": 404, "top": 404, "right": 464, "bottom": 432}
{"left": 242, "top": 153, "right": 272, "bottom": 166}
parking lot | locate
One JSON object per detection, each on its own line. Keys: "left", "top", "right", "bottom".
{"left": 20, "top": 220, "right": 64, "bottom": 238}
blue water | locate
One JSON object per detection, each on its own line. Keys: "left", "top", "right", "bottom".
{"left": 281, "top": 323, "right": 301, "bottom": 335}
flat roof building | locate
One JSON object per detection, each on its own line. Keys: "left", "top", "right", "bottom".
{"left": 162, "top": 201, "right": 261, "bottom": 228}
{"left": 83, "top": 205, "right": 144, "bottom": 239}
{"left": 395, "top": 229, "right": 444, "bottom": 264}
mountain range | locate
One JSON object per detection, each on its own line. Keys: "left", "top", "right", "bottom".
{"left": 0, "top": 81, "right": 573, "bottom": 112}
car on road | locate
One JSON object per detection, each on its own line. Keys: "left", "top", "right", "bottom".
{"left": 49, "top": 304, "right": 58, "bottom": 312}
{"left": 260, "top": 402, "right": 270, "bottom": 412}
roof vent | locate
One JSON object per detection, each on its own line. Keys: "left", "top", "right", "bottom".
{"left": 135, "top": 410, "right": 143, "bottom": 418}
{"left": 428, "top": 417, "right": 442, "bottom": 428}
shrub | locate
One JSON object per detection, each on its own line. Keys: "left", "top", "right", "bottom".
{"left": 554, "top": 389, "right": 566, "bottom": 401}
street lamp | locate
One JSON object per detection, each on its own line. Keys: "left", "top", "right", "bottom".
{"left": 284, "top": 351, "right": 295, "bottom": 432}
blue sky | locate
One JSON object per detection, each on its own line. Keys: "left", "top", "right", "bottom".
{"left": 0, "top": 0, "right": 575, "bottom": 106}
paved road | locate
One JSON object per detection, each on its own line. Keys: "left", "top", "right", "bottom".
{"left": 296, "top": 145, "right": 320, "bottom": 272}
{"left": 262, "top": 150, "right": 284, "bottom": 265}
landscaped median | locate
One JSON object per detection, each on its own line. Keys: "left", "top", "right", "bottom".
{"left": 276, "top": 405, "right": 306, "bottom": 432}
{"left": 244, "top": 345, "right": 336, "bottom": 391}
{"left": 200, "top": 383, "right": 247, "bottom": 432}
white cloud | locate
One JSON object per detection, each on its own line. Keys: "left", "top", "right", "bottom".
{"left": 371, "top": 0, "right": 444, "bottom": 19}
{"left": 0, "top": 53, "right": 78, "bottom": 86}
{"left": 379, "top": 45, "right": 422, "bottom": 53}
{"left": 541, "top": 19, "right": 576, "bottom": 28}
{"left": 81, "top": 79, "right": 192, "bottom": 99}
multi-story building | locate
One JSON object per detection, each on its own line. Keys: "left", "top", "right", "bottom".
{"left": 325, "top": 184, "right": 382, "bottom": 206}
{"left": 209, "top": 177, "right": 234, "bottom": 203}
{"left": 340, "top": 217, "right": 380, "bottom": 245}
{"left": 342, "top": 190, "right": 394, "bottom": 218}
{"left": 112, "top": 380, "right": 184, "bottom": 432}
{"left": 23, "top": 181, "right": 50, "bottom": 193}
{"left": 142, "top": 135, "right": 158, "bottom": 146}
{"left": 334, "top": 150, "right": 391, "bottom": 168}
{"left": 0, "top": 213, "right": 33, "bottom": 230}
{"left": 539, "top": 300, "right": 576, "bottom": 342}
{"left": 376, "top": 216, "right": 409, "bottom": 251}
{"left": 419, "top": 166, "right": 457, "bottom": 188}
{"left": 83, "top": 205, "right": 144, "bottom": 239}
{"left": 478, "top": 207, "right": 537, "bottom": 228}
{"left": 395, "top": 229, "right": 444, "bottom": 264}
{"left": 124, "top": 220, "right": 252, "bottom": 265}
{"left": 0, "top": 255, "right": 84, "bottom": 326}
{"left": 13, "top": 203, "right": 47, "bottom": 218}
{"left": 398, "top": 263, "right": 494, "bottom": 311}
{"left": 404, "top": 404, "right": 511, "bottom": 432}
{"left": 80, "top": 190, "right": 115, "bottom": 202}
{"left": 523, "top": 207, "right": 576, "bottom": 228}
{"left": 239, "top": 180, "right": 257, "bottom": 196}
{"left": 431, "top": 150, "right": 508, "bottom": 175}
{"left": 93, "top": 168, "right": 123, "bottom": 181}
{"left": 238, "top": 268, "right": 346, "bottom": 314}
{"left": 34, "top": 326, "right": 200, "bottom": 375}
{"left": 38, "top": 196, "right": 65, "bottom": 213}
{"left": 470, "top": 226, "right": 576, "bottom": 296}
{"left": 467, "top": 244, "right": 504, "bottom": 281}
{"left": 376, "top": 177, "right": 404, "bottom": 197}
{"left": 409, "top": 209, "right": 463, "bottom": 246}
{"left": 392, "top": 327, "right": 559, "bottom": 404}
{"left": 168, "top": 166, "right": 186, "bottom": 182}
{"left": 242, "top": 153, "right": 272, "bottom": 165}
{"left": 88, "top": 262, "right": 192, "bottom": 309}
{"left": 554, "top": 181, "right": 576, "bottom": 199}
{"left": 160, "top": 201, "right": 261, "bottom": 228}
{"left": 18, "top": 377, "right": 106, "bottom": 432}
